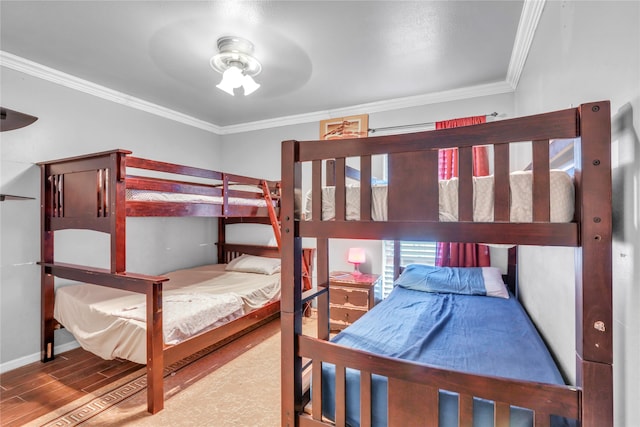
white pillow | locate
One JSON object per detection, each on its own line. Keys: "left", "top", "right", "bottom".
{"left": 225, "top": 254, "right": 281, "bottom": 275}
{"left": 481, "top": 267, "right": 510, "bottom": 299}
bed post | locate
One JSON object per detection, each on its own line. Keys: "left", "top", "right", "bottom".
{"left": 110, "top": 151, "right": 127, "bottom": 273}
{"left": 575, "top": 101, "right": 613, "bottom": 427}
{"left": 218, "top": 218, "right": 226, "bottom": 263}
{"left": 41, "top": 163, "right": 55, "bottom": 362}
{"left": 281, "top": 139, "right": 303, "bottom": 427}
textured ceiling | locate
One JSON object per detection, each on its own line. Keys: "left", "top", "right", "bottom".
{"left": 0, "top": 1, "right": 524, "bottom": 128}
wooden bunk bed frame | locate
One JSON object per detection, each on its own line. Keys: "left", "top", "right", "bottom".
{"left": 38, "top": 149, "right": 312, "bottom": 414}
{"left": 281, "top": 101, "right": 613, "bottom": 427}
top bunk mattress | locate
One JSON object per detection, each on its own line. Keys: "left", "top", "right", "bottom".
{"left": 304, "top": 170, "right": 574, "bottom": 222}
{"left": 126, "top": 189, "right": 271, "bottom": 207}
{"left": 54, "top": 264, "right": 281, "bottom": 364}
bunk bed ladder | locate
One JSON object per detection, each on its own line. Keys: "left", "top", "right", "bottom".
{"left": 261, "top": 181, "right": 312, "bottom": 292}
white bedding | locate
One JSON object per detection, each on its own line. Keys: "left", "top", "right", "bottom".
{"left": 304, "top": 170, "right": 574, "bottom": 222}
{"left": 126, "top": 189, "right": 269, "bottom": 207}
{"left": 54, "top": 264, "right": 281, "bottom": 364}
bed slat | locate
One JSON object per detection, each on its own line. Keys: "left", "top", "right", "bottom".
{"left": 493, "top": 143, "right": 510, "bottom": 221}
{"left": 494, "top": 401, "right": 510, "bottom": 427}
{"left": 459, "top": 393, "right": 474, "bottom": 427}
{"left": 312, "top": 160, "right": 322, "bottom": 221}
{"left": 458, "top": 146, "right": 473, "bottom": 221}
{"left": 388, "top": 378, "right": 438, "bottom": 427}
{"left": 388, "top": 150, "right": 439, "bottom": 221}
{"left": 534, "top": 411, "right": 551, "bottom": 427}
{"left": 335, "top": 364, "right": 346, "bottom": 426}
{"left": 360, "top": 370, "right": 372, "bottom": 427}
{"left": 335, "top": 158, "right": 346, "bottom": 221}
{"left": 312, "top": 361, "right": 323, "bottom": 421}
{"left": 532, "top": 139, "right": 551, "bottom": 222}
{"left": 359, "top": 155, "right": 372, "bottom": 221}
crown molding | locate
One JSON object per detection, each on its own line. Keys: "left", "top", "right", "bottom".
{"left": 0, "top": 51, "right": 223, "bottom": 134}
{"left": 506, "top": 0, "right": 546, "bottom": 89}
{"left": 221, "top": 80, "right": 514, "bottom": 134}
{"left": 2, "top": 0, "right": 540, "bottom": 138}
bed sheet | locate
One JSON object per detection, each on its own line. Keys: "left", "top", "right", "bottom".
{"left": 304, "top": 170, "right": 574, "bottom": 222}
{"left": 54, "top": 264, "right": 280, "bottom": 364}
{"left": 320, "top": 286, "right": 574, "bottom": 427}
{"left": 126, "top": 189, "right": 270, "bottom": 207}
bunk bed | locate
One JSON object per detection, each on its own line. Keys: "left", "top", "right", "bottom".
{"left": 281, "top": 101, "right": 613, "bottom": 427}
{"left": 38, "top": 149, "right": 313, "bottom": 414}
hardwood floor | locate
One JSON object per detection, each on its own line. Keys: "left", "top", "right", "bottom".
{"left": 0, "top": 347, "right": 142, "bottom": 426}
{"left": 0, "top": 318, "right": 282, "bottom": 426}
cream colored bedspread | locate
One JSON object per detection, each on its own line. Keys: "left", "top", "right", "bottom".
{"left": 54, "top": 264, "right": 281, "bottom": 364}
{"left": 126, "top": 189, "right": 269, "bottom": 207}
{"left": 304, "top": 170, "right": 574, "bottom": 223}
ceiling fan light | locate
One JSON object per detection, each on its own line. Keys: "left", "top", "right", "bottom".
{"left": 216, "top": 66, "right": 244, "bottom": 96}
{"left": 242, "top": 74, "right": 260, "bottom": 96}
{"left": 211, "top": 36, "right": 262, "bottom": 97}
{"left": 216, "top": 81, "right": 236, "bottom": 96}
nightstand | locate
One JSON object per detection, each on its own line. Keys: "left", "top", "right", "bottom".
{"left": 329, "top": 271, "right": 380, "bottom": 331}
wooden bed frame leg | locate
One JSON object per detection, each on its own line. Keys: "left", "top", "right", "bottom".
{"left": 281, "top": 311, "right": 301, "bottom": 427}
{"left": 41, "top": 268, "right": 55, "bottom": 362}
{"left": 146, "top": 282, "right": 164, "bottom": 414}
{"left": 578, "top": 357, "right": 613, "bottom": 427}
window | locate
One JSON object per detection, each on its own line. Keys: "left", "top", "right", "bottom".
{"left": 379, "top": 240, "right": 436, "bottom": 299}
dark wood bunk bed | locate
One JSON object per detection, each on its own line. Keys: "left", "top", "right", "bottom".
{"left": 281, "top": 101, "right": 612, "bottom": 427}
{"left": 38, "top": 149, "right": 313, "bottom": 414}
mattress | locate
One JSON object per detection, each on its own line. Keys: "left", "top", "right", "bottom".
{"left": 54, "top": 264, "right": 281, "bottom": 364}
{"left": 320, "top": 286, "right": 575, "bottom": 427}
{"left": 126, "top": 189, "right": 270, "bottom": 207}
{"left": 304, "top": 170, "right": 574, "bottom": 222}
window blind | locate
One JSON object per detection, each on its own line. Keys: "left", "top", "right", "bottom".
{"left": 380, "top": 240, "right": 437, "bottom": 299}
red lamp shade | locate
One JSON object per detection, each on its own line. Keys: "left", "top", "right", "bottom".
{"left": 348, "top": 248, "right": 366, "bottom": 274}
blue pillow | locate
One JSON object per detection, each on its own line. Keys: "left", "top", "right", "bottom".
{"left": 394, "top": 264, "right": 487, "bottom": 296}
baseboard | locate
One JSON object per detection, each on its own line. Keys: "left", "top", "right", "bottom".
{"left": 0, "top": 340, "right": 80, "bottom": 374}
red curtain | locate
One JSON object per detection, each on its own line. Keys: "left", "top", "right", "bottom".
{"left": 435, "top": 116, "right": 491, "bottom": 267}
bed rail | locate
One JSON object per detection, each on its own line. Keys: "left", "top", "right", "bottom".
{"left": 300, "top": 336, "right": 580, "bottom": 427}
{"left": 297, "top": 109, "right": 581, "bottom": 247}
{"left": 39, "top": 149, "right": 280, "bottom": 232}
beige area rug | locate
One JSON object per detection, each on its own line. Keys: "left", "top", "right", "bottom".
{"left": 29, "top": 317, "right": 317, "bottom": 427}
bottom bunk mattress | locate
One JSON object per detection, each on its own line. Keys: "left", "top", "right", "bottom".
{"left": 54, "top": 263, "right": 281, "bottom": 364}
{"left": 320, "top": 285, "right": 575, "bottom": 427}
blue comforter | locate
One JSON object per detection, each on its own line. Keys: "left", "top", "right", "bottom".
{"left": 320, "top": 286, "right": 574, "bottom": 426}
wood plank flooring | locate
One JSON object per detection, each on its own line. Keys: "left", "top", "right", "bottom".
{"left": 0, "top": 348, "right": 142, "bottom": 426}
{"left": 0, "top": 319, "right": 282, "bottom": 426}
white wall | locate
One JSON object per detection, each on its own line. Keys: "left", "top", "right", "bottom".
{"left": 0, "top": 68, "right": 221, "bottom": 370}
{"left": 513, "top": 2, "right": 639, "bottom": 426}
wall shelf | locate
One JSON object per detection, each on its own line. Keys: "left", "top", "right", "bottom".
{"left": 1, "top": 107, "right": 39, "bottom": 201}
{"left": 1, "top": 107, "right": 38, "bottom": 132}
{"left": 0, "top": 194, "right": 35, "bottom": 202}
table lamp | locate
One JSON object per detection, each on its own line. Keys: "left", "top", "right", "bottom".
{"left": 348, "top": 247, "right": 366, "bottom": 275}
